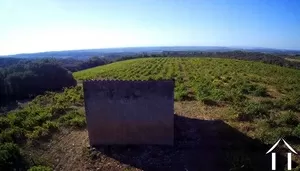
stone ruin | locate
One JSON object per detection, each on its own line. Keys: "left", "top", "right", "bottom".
{"left": 83, "top": 79, "right": 174, "bottom": 146}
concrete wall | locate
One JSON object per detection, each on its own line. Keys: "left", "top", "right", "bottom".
{"left": 83, "top": 79, "right": 174, "bottom": 145}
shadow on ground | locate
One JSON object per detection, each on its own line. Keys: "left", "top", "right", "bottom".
{"left": 92, "top": 114, "right": 296, "bottom": 171}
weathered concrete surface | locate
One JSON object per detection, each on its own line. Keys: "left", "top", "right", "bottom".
{"left": 83, "top": 80, "right": 174, "bottom": 145}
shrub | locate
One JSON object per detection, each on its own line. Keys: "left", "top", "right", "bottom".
{"left": 21, "top": 112, "right": 52, "bottom": 130}
{"left": 175, "top": 85, "right": 196, "bottom": 101}
{"left": 0, "top": 143, "right": 22, "bottom": 170}
{"left": 292, "top": 124, "right": 300, "bottom": 137}
{"left": 197, "top": 83, "right": 212, "bottom": 99}
{"left": 68, "top": 117, "right": 86, "bottom": 128}
{"left": 0, "top": 117, "right": 10, "bottom": 130}
{"left": 42, "top": 121, "right": 59, "bottom": 132}
{"left": 239, "top": 83, "right": 268, "bottom": 97}
{"left": 240, "top": 83, "right": 257, "bottom": 94}
{"left": 0, "top": 127, "right": 26, "bottom": 143}
{"left": 260, "top": 100, "right": 275, "bottom": 110}
{"left": 256, "top": 123, "right": 294, "bottom": 144}
{"left": 7, "top": 111, "right": 28, "bottom": 126}
{"left": 26, "top": 126, "right": 50, "bottom": 140}
{"left": 49, "top": 106, "right": 66, "bottom": 119}
{"left": 235, "top": 102, "right": 269, "bottom": 121}
{"left": 210, "top": 89, "right": 227, "bottom": 101}
{"left": 278, "top": 93, "right": 300, "bottom": 111}
{"left": 275, "top": 111, "right": 299, "bottom": 127}
{"left": 272, "top": 127, "right": 294, "bottom": 140}
{"left": 58, "top": 111, "right": 86, "bottom": 128}
{"left": 253, "top": 86, "right": 268, "bottom": 97}
{"left": 223, "top": 91, "right": 247, "bottom": 105}
{"left": 28, "top": 165, "right": 52, "bottom": 171}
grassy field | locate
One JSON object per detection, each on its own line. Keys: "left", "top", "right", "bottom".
{"left": 1, "top": 57, "right": 300, "bottom": 170}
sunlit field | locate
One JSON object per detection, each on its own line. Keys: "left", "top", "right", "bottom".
{"left": 2, "top": 57, "right": 300, "bottom": 170}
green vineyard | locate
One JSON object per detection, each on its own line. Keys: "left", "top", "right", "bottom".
{"left": 1, "top": 57, "right": 300, "bottom": 170}
{"left": 2, "top": 57, "right": 300, "bottom": 145}
{"left": 74, "top": 57, "right": 300, "bottom": 144}
{"left": 74, "top": 57, "right": 300, "bottom": 103}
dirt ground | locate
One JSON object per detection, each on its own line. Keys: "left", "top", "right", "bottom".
{"left": 27, "top": 102, "right": 293, "bottom": 171}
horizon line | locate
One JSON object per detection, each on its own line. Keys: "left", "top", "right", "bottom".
{"left": 1, "top": 45, "right": 300, "bottom": 57}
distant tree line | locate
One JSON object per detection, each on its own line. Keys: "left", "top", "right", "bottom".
{"left": 0, "top": 58, "right": 24, "bottom": 68}
{"left": 0, "top": 59, "right": 77, "bottom": 106}
{"left": 57, "top": 56, "right": 110, "bottom": 72}
{"left": 0, "top": 56, "right": 110, "bottom": 72}
{"left": 160, "top": 51, "right": 300, "bottom": 70}
{"left": 115, "top": 51, "right": 300, "bottom": 70}
{"left": 0, "top": 56, "right": 110, "bottom": 106}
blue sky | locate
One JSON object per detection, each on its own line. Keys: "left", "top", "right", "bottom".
{"left": 0, "top": 0, "right": 300, "bottom": 55}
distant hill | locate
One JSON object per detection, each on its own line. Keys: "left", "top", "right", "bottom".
{"left": 1, "top": 46, "right": 299, "bottom": 59}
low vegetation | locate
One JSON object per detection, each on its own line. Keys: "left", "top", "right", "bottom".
{"left": 74, "top": 58, "right": 300, "bottom": 143}
{"left": 28, "top": 165, "right": 52, "bottom": 171}
{"left": 1, "top": 57, "right": 300, "bottom": 170}
{"left": 0, "top": 86, "right": 85, "bottom": 169}
{"left": 0, "top": 143, "right": 23, "bottom": 170}
{"left": 0, "top": 86, "right": 84, "bottom": 142}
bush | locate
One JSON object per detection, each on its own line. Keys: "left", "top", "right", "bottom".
{"left": 278, "top": 93, "right": 300, "bottom": 111}
{"left": 210, "top": 89, "right": 227, "bottom": 101}
{"left": 223, "top": 91, "right": 246, "bottom": 104}
{"left": 260, "top": 100, "right": 275, "bottom": 110}
{"left": 0, "top": 143, "right": 22, "bottom": 170}
{"left": 68, "top": 117, "right": 86, "bottom": 128}
{"left": 175, "top": 87, "right": 196, "bottom": 101}
{"left": 0, "top": 117, "right": 10, "bottom": 129}
{"left": 26, "top": 126, "right": 50, "bottom": 140}
{"left": 275, "top": 111, "right": 299, "bottom": 127}
{"left": 239, "top": 83, "right": 268, "bottom": 97}
{"left": 0, "top": 127, "right": 26, "bottom": 143}
{"left": 235, "top": 102, "right": 269, "bottom": 121}
{"left": 197, "top": 82, "right": 213, "bottom": 100}
{"left": 49, "top": 106, "right": 67, "bottom": 119}
{"left": 240, "top": 83, "right": 257, "bottom": 94}
{"left": 42, "top": 121, "right": 59, "bottom": 132}
{"left": 253, "top": 86, "right": 268, "bottom": 97}
{"left": 28, "top": 165, "right": 52, "bottom": 171}
{"left": 58, "top": 111, "right": 86, "bottom": 128}
{"left": 257, "top": 123, "right": 294, "bottom": 144}
{"left": 292, "top": 124, "right": 300, "bottom": 137}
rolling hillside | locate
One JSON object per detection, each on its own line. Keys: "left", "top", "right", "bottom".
{"left": 75, "top": 58, "right": 300, "bottom": 168}
{"left": 1, "top": 57, "right": 300, "bottom": 170}
{"left": 74, "top": 57, "right": 300, "bottom": 136}
{"left": 74, "top": 57, "right": 300, "bottom": 104}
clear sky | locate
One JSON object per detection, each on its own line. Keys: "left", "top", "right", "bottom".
{"left": 0, "top": 0, "right": 300, "bottom": 55}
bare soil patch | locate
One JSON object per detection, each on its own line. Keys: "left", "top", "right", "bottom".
{"left": 28, "top": 102, "right": 292, "bottom": 171}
